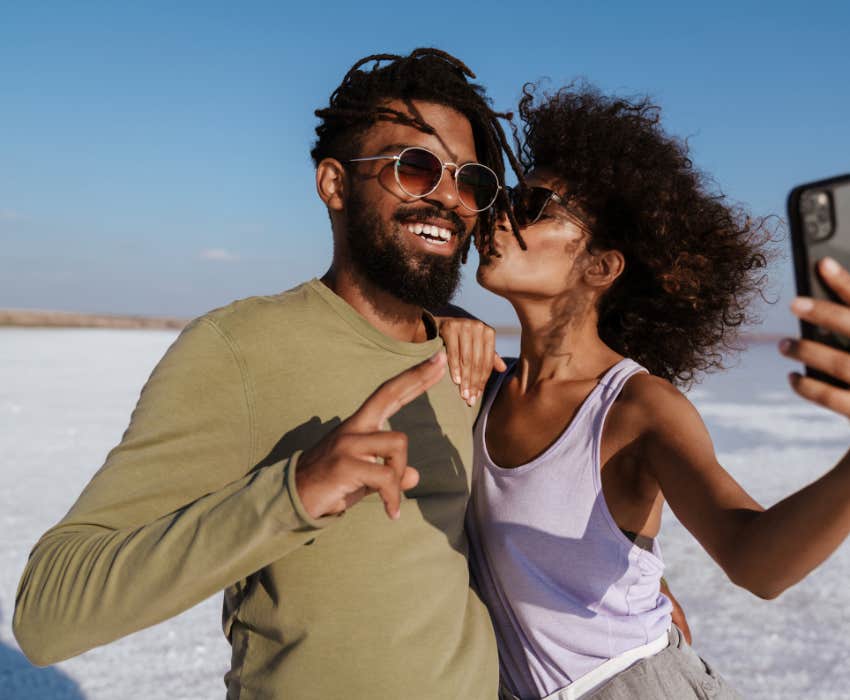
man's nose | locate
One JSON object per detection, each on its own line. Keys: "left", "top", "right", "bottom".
{"left": 422, "top": 167, "right": 459, "bottom": 210}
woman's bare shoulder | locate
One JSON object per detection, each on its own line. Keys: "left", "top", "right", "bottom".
{"left": 618, "top": 371, "right": 700, "bottom": 433}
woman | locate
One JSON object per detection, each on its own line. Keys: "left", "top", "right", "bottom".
{"left": 439, "top": 85, "right": 850, "bottom": 699}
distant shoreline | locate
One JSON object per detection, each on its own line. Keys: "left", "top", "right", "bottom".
{"left": 0, "top": 309, "right": 187, "bottom": 330}
{"left": 0, "top": 309, "right": 787, "bottom": 344}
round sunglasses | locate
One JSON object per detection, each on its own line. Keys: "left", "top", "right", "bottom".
{"left": 507, "top": 185, "right": 568, "bottom": 226}
{"left": 348, "top": 146, "right": 501, "bottom": 213}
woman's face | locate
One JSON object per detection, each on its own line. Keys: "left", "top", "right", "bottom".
{"left": 477, "top": 170, "right": 595, "bottom": 302}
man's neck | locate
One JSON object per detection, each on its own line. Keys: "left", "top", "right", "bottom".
{"left": 320, "top": 265, "right": 431, "bottom": 343}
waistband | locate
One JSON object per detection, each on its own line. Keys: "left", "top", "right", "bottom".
{"left": 499, "top": 628, "right": 671, "bottom": 700}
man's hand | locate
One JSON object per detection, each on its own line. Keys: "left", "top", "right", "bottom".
{"left": 780, "top": 257, "right": 850, "bottom": 416}
{"left": 437, "top": 316, "right": 507, "bottom": 407}
{"left": 295, "top": 352, "right": 447, "bottom": 520}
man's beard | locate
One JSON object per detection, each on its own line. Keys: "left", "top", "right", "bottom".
{"left": 345, "top": 190, "right": 465, "bottom": 310}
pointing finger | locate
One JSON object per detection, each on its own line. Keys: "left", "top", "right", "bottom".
{"left": 347, "top": 352, "right": 447, "bottom": 430}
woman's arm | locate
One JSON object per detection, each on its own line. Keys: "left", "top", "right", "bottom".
{"left": 636, "top": 375, "right": 850, "bottom": 600}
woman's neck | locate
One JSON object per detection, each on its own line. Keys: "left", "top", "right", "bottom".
{"left": 510, "top": 293, "right": 621, "bottom": 392}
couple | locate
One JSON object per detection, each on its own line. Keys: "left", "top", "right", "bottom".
{"left": 13, "top": 48, "right": 850, "bottom": 699}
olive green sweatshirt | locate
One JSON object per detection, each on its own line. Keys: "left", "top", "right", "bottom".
{"left": 14, "top": 279, "right": 498, "bottom": 699}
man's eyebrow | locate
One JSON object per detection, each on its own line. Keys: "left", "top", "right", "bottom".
{"left": 369, "top": 142, "right": 414, "bottom": 155}
{"left": 368, "top": 142, "right": 480, "bottom": 165}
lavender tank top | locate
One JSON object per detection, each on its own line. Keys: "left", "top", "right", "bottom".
{"left": 466, "top": 358, "right": 673, "bottom": 699}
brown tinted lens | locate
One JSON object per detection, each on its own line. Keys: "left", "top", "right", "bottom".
{"left": 396, "top": 148, "right": 443, "bottom": 196}
{"left": 456, "top": 163, "right": 499, "bottom": 211}
{"left": 510, "top": 186, "right": 555, "bottom": 225}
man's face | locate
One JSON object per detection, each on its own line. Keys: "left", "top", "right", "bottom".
{"left": 342, "top": 99, "right": 482, "bottom": 309}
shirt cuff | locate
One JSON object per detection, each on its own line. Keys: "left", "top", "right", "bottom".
{"left": 285, "top": 450, "right": 339, "bottom": 530}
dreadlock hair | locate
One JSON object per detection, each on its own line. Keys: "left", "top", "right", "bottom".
{"left": 516, "top": 82, "right": 776, "bottom": 387}
{"left": 311, "top": 48, "right": 523, "bottom": 261}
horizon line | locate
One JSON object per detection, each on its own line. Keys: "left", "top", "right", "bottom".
{"left": 0, "top": 308, "right": 789, "bottom": 344}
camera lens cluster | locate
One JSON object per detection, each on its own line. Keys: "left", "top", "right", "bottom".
{"left": 800, "top": 190, "right": 834, "bottom": 242}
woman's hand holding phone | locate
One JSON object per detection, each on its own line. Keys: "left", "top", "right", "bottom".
{"left": 780, "top": 257, "right": 850, "bottom": 416}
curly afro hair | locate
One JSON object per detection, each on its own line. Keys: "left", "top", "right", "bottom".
{"left": 516, "top": 82, "right": 774, "bottom": 386}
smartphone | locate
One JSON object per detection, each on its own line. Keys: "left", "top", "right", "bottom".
{"left": 787, "top": 173, "right": 850, "bottom": 388}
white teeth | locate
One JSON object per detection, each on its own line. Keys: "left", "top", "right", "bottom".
{"left": 406, "top": 222, "right": 453, "bottom": 244}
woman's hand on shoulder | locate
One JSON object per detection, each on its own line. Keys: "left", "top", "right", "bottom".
{"left": 780, "top": 257, "right": 850, "bottom": 417}
{"left": 433, "top": 310, "right": 507, "bottom": 406}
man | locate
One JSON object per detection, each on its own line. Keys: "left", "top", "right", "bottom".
{"left": 14, "top": 48, "right": 517, "bottom": 699}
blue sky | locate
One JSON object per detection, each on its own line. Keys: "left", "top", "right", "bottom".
{"left": 2, "top": 1, "right": 848, "bottom": 332}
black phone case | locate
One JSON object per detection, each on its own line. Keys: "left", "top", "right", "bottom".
{"left": 787, "top": 173, "right": 850, "bottom": 388}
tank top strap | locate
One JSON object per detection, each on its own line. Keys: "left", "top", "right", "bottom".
{"left": 594, "top": 358, "right": 649, "bottom": 409}
{"left": 479, "top": 358, "right": 647, "bottom": 432}
{"left": 547, "top": 358, "right": 649, "bottom": 442}
{"left": 587, "top": 358, "right": 650, "bottom": 476}
{"left": 478, "top": 359, "right": 518, "bottom": 427}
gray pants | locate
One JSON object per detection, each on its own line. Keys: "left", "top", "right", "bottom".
{"left": 500, "top": 626, "right": 742, "bottom": 700}
{"left": 584, "top": 626, "right": 741, "bottom": 699}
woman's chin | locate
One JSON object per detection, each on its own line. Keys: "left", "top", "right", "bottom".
{"left": 476, "top": 263, "right": 511, "bottom": 297}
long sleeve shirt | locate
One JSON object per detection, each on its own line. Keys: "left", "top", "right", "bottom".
{"left": 14, "top": 279, "right": 498, "bottom": 700}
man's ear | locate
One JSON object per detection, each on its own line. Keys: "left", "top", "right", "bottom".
{"left": 585, "top": 249, "right": 625, "bottom": 290}
{"left": 316, "top": 158, "right": 347, "bottom": 212}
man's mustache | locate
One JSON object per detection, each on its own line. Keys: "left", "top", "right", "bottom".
{"left": 392, "top": 205, "right": 465, "bottom": 235}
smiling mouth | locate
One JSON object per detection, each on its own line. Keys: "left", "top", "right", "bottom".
{"left": 402, "top": 220, "right": 457, "bottom": 247}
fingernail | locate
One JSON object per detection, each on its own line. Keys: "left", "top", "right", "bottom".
{"left": 778, "top": 338, "right": 792, "bottom": 354}
{"left": 453, "top": 374, "right": 461, "bottom": 384}
{"left": 821, "top": 257, "right": 840, "bottom": 276}
{"left": 791, "top": 297, "right": 814, "bottom": 314}
{"left": 462, "top": 389, "right": 469, "bottom": 400}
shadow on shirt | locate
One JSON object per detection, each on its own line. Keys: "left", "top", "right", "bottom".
{"left": 474, "top": 491, "right": 645, "bottom": 617}
{"left": 252, "top": 393, "right": 469, "bottom": 555}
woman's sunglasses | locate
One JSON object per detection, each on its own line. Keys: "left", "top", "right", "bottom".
{"left": 348, "top": 146, "right": 501, "bottom": 213}
{"left": 507, "top": 185, "right": 567, "bottom": 226}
